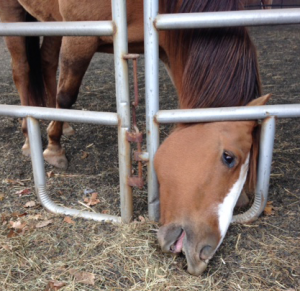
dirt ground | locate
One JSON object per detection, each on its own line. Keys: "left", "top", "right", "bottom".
{"left": 0, "top": 25, "right": 299, "bottom": 290}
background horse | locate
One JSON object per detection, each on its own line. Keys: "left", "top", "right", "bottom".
{"left": 0, "top": 0, "right": 72, "bottom": 156}
{"left": 1, "top": 0, "right": 264, "bottom": 275}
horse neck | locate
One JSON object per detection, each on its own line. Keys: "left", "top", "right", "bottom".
{"left": 159, "top": 35, "right": 185, "bottom": 102}
{"left": 159, "top": 0, "right": 262, "bottom": 111}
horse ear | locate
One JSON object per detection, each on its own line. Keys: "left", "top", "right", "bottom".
{"left": 246, "top": 94, "right": 271, "bottom": 107}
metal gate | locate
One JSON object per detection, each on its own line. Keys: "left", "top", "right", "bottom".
{"left": 143, "top": 2, "right": 300, "bottom": 222}
{"left": 0, "top": 1, "right": 300, "bottom": 223}
{"left": 0, "top": 0, "right": 131, "bottom": 223}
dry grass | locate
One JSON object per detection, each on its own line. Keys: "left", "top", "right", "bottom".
{"left": 1, "top": 197, "right": 299, "bottom": 291}
{"left": 0, "top": 25, "right": 300, "bottom": 290}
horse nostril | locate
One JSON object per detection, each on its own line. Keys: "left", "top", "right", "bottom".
{"left": 200, "top": 245, "right": 212, "bottom": 260}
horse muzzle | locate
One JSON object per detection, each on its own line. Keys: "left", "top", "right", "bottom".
{"left": 157, "top": 223, "right": 220, "bottom": 276}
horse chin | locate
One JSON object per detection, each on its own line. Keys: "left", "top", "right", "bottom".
{"left": 183, "top": 240, "right": 214, "bottom": 276}
{"left": 186, "top": 255, "right": 209, "bottom": 276}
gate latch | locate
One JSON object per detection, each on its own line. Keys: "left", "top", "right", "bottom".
{"left": 124, "top": 54, "right": 148, "bottom": 189}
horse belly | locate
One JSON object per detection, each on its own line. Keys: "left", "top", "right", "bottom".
{"left": 0, "top": 0, "right": 25, "bottom": 22}
{"left": 18, "top": 0, "right": 62, "bottom": 21}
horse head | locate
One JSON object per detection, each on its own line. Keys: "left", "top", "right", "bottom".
{"left": 155, "top": 94, "right": 270, "bottom": 276}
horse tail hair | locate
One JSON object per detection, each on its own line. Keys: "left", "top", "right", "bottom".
{"left": 25, "top": 12, "right": 46, "bottom": 107}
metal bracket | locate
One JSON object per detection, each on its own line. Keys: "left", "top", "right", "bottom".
{"left": 126, "top": 131, "right": 143, "bottom": 143}
{"left": 124, "top": 54, "right": 147, "bottom": 189}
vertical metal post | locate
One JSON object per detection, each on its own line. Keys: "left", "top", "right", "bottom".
{"left": 233, "top": 116, "right": 276, "bottom": 223}
{"left": 27, "top": 117, "right": 46, "bottom": 196}
{"left": 144, "top": 0, "right": 160, "bottom": 221}
{"left": 112, "top": 0, "right": 133, "bottom": 223}
{"left": 27, "top": 117, "right": 122, "bottom": 222}
{"left": 256, "top": 116, "right": 276, "bottom": 215}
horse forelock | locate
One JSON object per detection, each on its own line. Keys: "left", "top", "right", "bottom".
{"left": 162, "top": 0, "right": 261, "bottom": 109}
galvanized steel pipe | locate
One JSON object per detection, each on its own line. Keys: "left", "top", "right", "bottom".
{"left": 155, "top": 104, "right": 300, "bottom": 123}
{"left": 0, "top": 21, "right": 114, "bottom": 36}
{"left": 112, "top": 0, "right": 133, "bottom": 223}
{"left": 27, "top": 117, "right": 121, "bottom": 223}
{"left": 0, "top": 105, "right": 118, "bottom": 125}
{"left": 1, "top": 6, "right": 297, "bottom": 225}
{"left": 144, "top": 0, "right": 160, "bottom": 222}
{"left": 155, "top": 8, "right": 300, "bottom": 30}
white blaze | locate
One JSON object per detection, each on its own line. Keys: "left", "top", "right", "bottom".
{"left": 218, "top": 154, "right": 250, "bottom": 243}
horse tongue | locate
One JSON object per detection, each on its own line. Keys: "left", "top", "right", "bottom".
{"left": 174, "top": 230, "right": 186, "bottom": 253}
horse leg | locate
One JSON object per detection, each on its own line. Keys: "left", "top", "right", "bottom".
{"left": 41, "top": 36, "right": 75, "bottom": 136}
{"left": 10, "top": 36, "right": 32, "bottom": 156}
{"left": 41, "top": 36, "right": 61, "bottom": 108}
{"left": 43, "top": 36, "right": 98, "bottom": 169}
{"left": 0, "top": 1, "right": 33, "bottom": 155}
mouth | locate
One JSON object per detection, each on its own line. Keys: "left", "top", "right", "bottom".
{"left": 170, "top": 229, "right": 186, "bottom": 253}
{"left": 158, "top": 224, "right": 218, "bottom": 276}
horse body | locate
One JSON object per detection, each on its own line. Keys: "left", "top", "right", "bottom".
{"left": 1, "top": 0, "right": 268, "bottom": 275}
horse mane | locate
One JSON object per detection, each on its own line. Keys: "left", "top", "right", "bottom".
{"left": 243, "top": 124, "right": 260, "bottom": 195}
{"left": 162, "top": 0, "right": 262, "bottom": 109}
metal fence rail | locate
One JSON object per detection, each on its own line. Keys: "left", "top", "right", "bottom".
{"left": 0, "top": 0, "right": 132, "bottom": 223}
{"left": 0, "top": 21, "right": 114, "bottom": 36}
{"left": 155, "top": 104, "right": 300, "bottom": 123}
{"left": 1, "top": 5, "right": 300, "bottom": 223}
{"left": 0, "top": 105, "right": 118, "bottom": 125}
{"left": 155, "top": 8, "right": 300, "bottom": 29}
{"left": 26, "top": 117, "right": 122, "bottom": 223}
{"left": 144, "top": 4, "right": 300, "bottom": 222}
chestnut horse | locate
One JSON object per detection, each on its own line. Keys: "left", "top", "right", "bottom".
{"left": 1, "top": 0, "right": 268, "bottom": 275}
{"left": 0, "top": 0, "right": 73, "bottom": 156}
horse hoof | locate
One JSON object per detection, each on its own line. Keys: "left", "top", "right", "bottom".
{"left": 43, "top": 148, "right": 68, "bottom": 170}
{"left": 63, "top": 122, "right": 75, "bottom": 136}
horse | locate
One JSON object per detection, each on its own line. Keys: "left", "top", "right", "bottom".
{"left": 0, "top": 0, "right": 73, "bottom": 156}
{"left": 1, "top": 0, "right": 268, "bottom": 276}
{"left": 151, "top": 0, "right": 270, "bottom": 276}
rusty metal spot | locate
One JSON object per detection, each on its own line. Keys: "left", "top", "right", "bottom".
{"left": 125, "top": 54, "right": 146, "bottom": 189}
{"left": 126, "top": 131, "right": 143, "bottom": 143}
{"left": 123, "top": 53, "right": 140, "bottom": 60}
{"left": 128, "top": 176, "right": 144, "bottom": 189}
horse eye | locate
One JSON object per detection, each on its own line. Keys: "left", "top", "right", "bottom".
{"left": 222, "top": 151, "right": 236, "bottom": 168}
